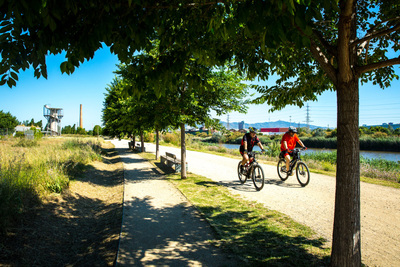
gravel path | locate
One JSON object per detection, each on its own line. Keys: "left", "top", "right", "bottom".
{"left": 144, "top": 143, "right": 400, "bottom": 267}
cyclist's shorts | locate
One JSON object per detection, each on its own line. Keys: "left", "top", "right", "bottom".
{"left": 280, "top": 150, "right": 294, "bottom": 159}
{"left": 240, "top": 150, "right": 254, "bottom": 158}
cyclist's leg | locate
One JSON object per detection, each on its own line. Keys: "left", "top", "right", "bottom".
{"left": 285, "top": 154, "right": 291, "bottom": 172}
{"left": 241, "top": 153, "right": 249, "bottom": 166}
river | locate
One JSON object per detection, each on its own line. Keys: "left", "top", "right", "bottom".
{"left": 221, "top": 143, "right": 400, "bottom": 162}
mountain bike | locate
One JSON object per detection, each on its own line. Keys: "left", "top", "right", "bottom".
{"left": 277, "top": 147, "right": 310, "bottom": 187}
{"left": 237, "top": 151, "right": 265, "bottom": 191}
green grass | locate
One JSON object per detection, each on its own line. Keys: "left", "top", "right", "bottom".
{"left": 0, "top": 137, "right": 103, "bottom": 232}
{"left": 139, "top": 152, "right": 331, "bottom": 265}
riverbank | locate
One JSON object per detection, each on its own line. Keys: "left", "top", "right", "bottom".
{"left": 221, "top": 143, "right": 400, "bottom": 162}
{"left": 154, "top": 137, "right": 400, "bottom": 187}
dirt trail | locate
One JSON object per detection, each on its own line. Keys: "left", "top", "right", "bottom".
{"left": 145, "top": 142, "right": 400, "bottom": 267}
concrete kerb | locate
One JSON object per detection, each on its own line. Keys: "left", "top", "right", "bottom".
{"left": 112, "top": 140, "right": 240, "bottom": 266}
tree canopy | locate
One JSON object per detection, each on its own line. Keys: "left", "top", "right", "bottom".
{"left": 0, "top": 110, "right": 19, "bottom": 129}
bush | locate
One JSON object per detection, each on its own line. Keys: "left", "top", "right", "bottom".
{"left": 162, "top": 132, "right": 180, "bottom": 146}
{"left": 144, "top": 132, "right": 155, "bottom": 142}
{"left": 372, "top": 132, "right": 388, "bottom": 138}
{"left": 210, "top": 132, "right": 226, "bottom": 143}
{"left": 14, "top": 131, "right": 25, "bottom": 138}
{"left": 265, "top": 141, "right": 280, "bottom": 157}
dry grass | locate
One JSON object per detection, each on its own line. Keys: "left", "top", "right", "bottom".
{"left": 0, "top": 140, "right": 124, "bottom": 266}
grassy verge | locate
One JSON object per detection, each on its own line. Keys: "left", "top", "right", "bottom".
{"left": 0, "top": 139, "right": 123, "bottom": 266}
{"left": 139, "top": 152, "right": 331, "bottom": 266}
{"left": 0, "top": 137, "right": 103, "bottom": 232}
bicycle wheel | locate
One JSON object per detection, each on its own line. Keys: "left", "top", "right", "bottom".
{"left": 252, "top": 165, "right": 265, "bottom": 191}
{"left": 296, "top": 162, "right": 310, "bottom": 187}
{"left": 277, "top": 159, "right": 289, "bottom": 181}
{"left": 237, "top": 161, "right": 247, "bottom": 184}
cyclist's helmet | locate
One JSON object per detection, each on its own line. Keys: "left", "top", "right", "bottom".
{"left": 288, "top": 126, "right": 297, "bottom": 133}
{"left": 249, "top": 127, "right": 256, "bottom": 133}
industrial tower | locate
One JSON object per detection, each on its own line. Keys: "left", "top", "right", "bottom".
{"left": 43, "top": 105, "right": 64, "bottom": 136}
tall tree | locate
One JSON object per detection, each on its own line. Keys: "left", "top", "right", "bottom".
{"left": 117, "top": 56, "right": 249, "bottom": 178}
{"left": 219, "top": 1, "right": 399, "bottom": 265}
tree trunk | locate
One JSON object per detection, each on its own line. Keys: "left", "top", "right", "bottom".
{"left": 180, "top": 123, "right": 187, "bottom": 179}
{"left": 331, "top": 78, "right": 361, "bottom": 266}
{"left": 156, "top": 129, "right": 159, "bottom": 160}
{"left": 140, "top": 131, "right": 144, "bottom": 152}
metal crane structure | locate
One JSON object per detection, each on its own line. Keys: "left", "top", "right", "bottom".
{"left": 43, "top": 105, "right": 64, "bottom": 136}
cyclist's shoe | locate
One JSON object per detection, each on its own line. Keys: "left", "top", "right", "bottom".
{"left": 288, "top": 171, "right": 294, "bottom": 176}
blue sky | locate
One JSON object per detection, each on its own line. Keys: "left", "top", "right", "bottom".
{"left": 1, "top": 47, "right": 119, "bottom": 130}
{"left": 1, "top": 46, "right": 400, "bottom": 130}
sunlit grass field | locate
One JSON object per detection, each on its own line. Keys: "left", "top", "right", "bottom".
{"left": 0, "top": 137, "right": 103, "bottom": 232}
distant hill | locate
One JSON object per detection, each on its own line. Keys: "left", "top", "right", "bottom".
{"left": 220, "top": 120, "right": 323, "bottom": 130}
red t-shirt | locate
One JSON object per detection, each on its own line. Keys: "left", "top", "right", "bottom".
{"left": 281, "top": 132, "right": 300, "bottom": 151}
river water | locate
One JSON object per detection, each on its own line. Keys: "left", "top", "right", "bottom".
{"left": 222, "top": 144, "right": 400, "bottom": 162}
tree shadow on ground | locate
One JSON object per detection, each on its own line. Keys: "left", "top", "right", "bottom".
{"left": 193, "top": 180, "right": 331, "bottom": 266}
{"left": 120, "top": 195, "right": 242, "bottom": 266}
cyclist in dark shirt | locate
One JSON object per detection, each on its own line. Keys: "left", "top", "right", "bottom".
{"left": 239, "top": 127, "right": 264, "bottom": 172}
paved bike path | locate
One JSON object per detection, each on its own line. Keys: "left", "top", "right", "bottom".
{"left": 142, "top": 142, "right": 400, "bottom": 267}
{"left": 112, "top": 140, "right": 240, "bottom": 266}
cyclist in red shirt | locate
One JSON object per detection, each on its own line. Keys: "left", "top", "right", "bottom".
{"left": 281, "top": 126, "right": 307, "bottom": 175}
{"left": 239, "top": 127, "right": 265, "bottom": 172}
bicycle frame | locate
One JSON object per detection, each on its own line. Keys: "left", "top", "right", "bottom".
{"left": 277, "top": 147, "right": 310, "bottom": 187}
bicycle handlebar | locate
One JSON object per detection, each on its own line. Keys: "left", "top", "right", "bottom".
{"left": 292, "top": 147, "right": 307, "bottom": 156}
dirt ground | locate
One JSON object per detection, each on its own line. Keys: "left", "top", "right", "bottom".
{"left": 0, "top": 143, "right": 124, "bottom": 266}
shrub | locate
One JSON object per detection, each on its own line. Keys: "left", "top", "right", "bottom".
{"left": 265, "top": 141, "right": 280, "bottom": 157}
{"left": 144, "top": 132, "right": 155, "bottom": 142}
{"left": 14, "top": 131, "right": 25, "bottom": 138}
{"left": 210, "top": 132, "right": 226, "bottom": 143}
{"left": 162, "top": 132, "right": 180, "bottom": 146}
{"left": 372, "top": 132, "right": 388, "bottom": 138}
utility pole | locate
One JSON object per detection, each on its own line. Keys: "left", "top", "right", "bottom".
{"left": 227, "top": 114, "right": 230, "bottom": 130}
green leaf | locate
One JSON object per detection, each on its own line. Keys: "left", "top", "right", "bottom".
{"left": 60, "top": 61, "right": 68, "bottom": 73}
{"left": 7, "top": 78, "right": 16, "bottom": 87}
{"left": 10, "top": 72, "right": 18, "bottom": 81}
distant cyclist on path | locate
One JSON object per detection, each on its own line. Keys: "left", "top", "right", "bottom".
{"left": 239, "top": 127, "right": 265, "bottom": 173}
{"left": 280, "top": 126, "right": 307, "bottom": 175}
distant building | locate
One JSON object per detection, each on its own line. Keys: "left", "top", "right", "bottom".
{"left": 260, "top": 127, "right": 289, "bottom": 135}
{"left": 43, "top": 105, "right": 64, "bottom": 136}
{"left": 14, "top": 125, "right": 41, "bottom": 139}
{"left": 238, "top": 121, "right": 245, "bottom": 130}
{"left": 15, "top": 125, "right": 41, "bottom": 132}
